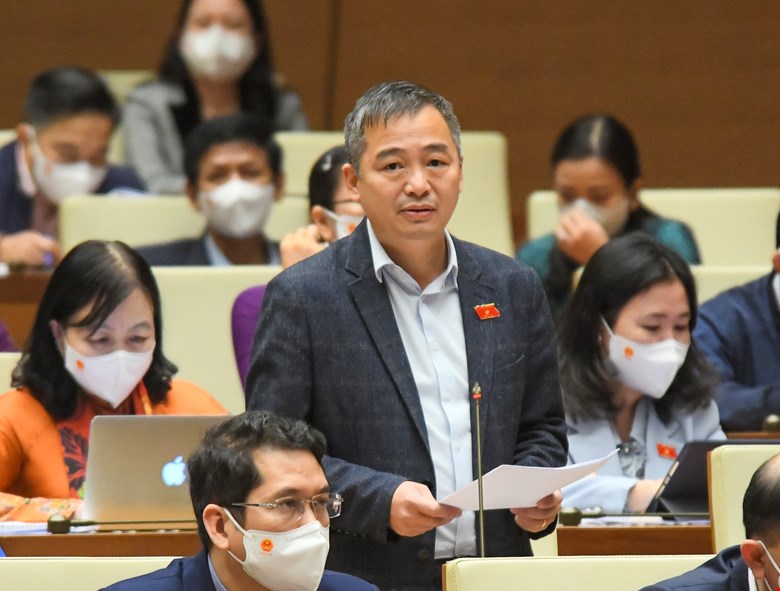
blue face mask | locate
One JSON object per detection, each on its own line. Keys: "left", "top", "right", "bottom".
{"left": 758, "top": 540, "right": 780, "bottom": 591}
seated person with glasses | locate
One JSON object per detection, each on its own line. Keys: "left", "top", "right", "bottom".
{"left": 102, "top": 410, "right": 377, "bottom": 591}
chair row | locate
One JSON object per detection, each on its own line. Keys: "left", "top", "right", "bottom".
{"left": 528, "top": 188, "right": 780, "bottom": 266}
{"left": 0, "top": 263, "right": 768, "bottom": 414}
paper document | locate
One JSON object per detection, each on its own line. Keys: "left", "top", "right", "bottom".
{"left": 439, "top": 450, "right": 618, "bottom": 510}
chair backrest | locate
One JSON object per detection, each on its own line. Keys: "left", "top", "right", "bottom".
{"left": 0, "top": 351, "right": 21, "bottom": 391}
{"left": 0, "top": 129, "right": 16, "bottom": 149}
{"left": 708, "top": 444, "right": 780, "bottom": 551}
{"left": 0, "top": 556, "right": 176, "bottom": 591}
{"left": 275, "top": 131, "right": 513, "bottom": 255}
{"left": 527, "top": 188, "right": 780, "bottom": 265}
{"left": 59, "top": 196, "right": 205, "bottom": 253}
{"left": 153, "top": 266, "right": 282, "bottom": 414}
{"left": 692, "top": 265, "right": 768, "bottom": 303}
{"left": 443, "top": 555, "right": 713, "bottom": 591}
{"left": 58, "top": 195, "right": 309, "bottom": 253}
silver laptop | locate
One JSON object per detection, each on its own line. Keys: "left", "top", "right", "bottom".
{"left": 82, "top": 415, "right": 227, "bottom": 527}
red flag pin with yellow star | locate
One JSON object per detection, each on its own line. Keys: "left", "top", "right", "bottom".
{"left": 474, "top": 303, "right": 500, "bottom": 320}
{"left": 657, "top": 443, "right": 677, "bottom": 460}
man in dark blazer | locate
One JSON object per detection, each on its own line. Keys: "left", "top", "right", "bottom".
{"left": 246, "top": 81, "right": 568, "bottom": 590}
{"left": 102, "top": 411, "right": 377, "bottom": 591}
{"left": 641, "top": 453, "right": 780, "bottom": 591}
{"left": 137, "top": 114, "right": 281, "bottom": 267}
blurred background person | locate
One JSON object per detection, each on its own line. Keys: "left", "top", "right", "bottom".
{"left": 0, "top": 240, "right": 225, "bottom": 520}
{"left": 137, "top": 113, "right": 283, "bottom": 266}
{"left": 693, "top": 210, "right": 780, "bottom": 432}
{"left": 124, "top": 0, "right": 307, "bottom": 194}
{"left": 231, "top": 145, "right": 363, "bottom": 387}
{"left": 517, "top": 114, "right": 700, "bottom": 320}
{"left": 558, "top": 234, "right": 723, "bottom": 513}
{"left": 0, "top": 67, "right": 145, "bottom": 267}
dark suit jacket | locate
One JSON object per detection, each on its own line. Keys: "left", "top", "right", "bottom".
{"left": 246, "top": 221, "right": 568, "bottom": 589}
{"left": 101, "top": 549, "right": 378, "bottom": 591}
{"left": 640, "top": 546, "right": 750, "bottom": 591}
{"left": 0, "top": 140, "right": 145, "bottom": 234}
{"left": 137, "top": 235, "right": 211, "bottom": 266}
{"left": 137, "top": 234, "right": 280, "bottom": 266}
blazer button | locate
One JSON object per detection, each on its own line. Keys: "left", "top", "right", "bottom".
{"left": 418, "top": 548, "right": 430, "bottom": 560}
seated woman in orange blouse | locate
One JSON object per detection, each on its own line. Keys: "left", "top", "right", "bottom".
{"left": 0, "top": 240, "right": 226, "bottom": 520}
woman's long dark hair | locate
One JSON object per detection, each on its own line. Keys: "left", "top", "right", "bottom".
{"left": 12, "top": 241, "right": 177, "bottom": 421}
{"left": 159, "top": 0, "right": 278, "bottom": 128}
{"left": 557, "top": 234, "right": 717, "bottom": 424}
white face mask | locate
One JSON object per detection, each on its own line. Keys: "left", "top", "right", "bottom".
{"left": 224, "top": 509, "right": 329, "bottom": 591}
{"left": 199, "top": 179, "right": 275, "bottom": 238}
{"left": 179, "top": 26, "right": 256, "bottom": 81}
{"left": 560, "top": 197, "right": 629, "bottom": 237}
{"left": 323, "top": 208, "right": 363, "bottom": 240}
{"left": 63, "top": 341, "right": 154, "bottom": 408}
{"left": 759, "top": 541, "right": 780, "bottom": 591}
{"left": 31, "top": 141, "right": 107, "bottom": 204}
{"left": 602, "top": 318, "right": 689, "bottom": 399}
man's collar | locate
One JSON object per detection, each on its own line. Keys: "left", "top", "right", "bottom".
{"left": 366, "top": 218, "right": 458, "bottom": 287}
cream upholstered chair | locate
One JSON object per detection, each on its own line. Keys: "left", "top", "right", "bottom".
{"left": 152, "top": 266, "right": 282, "bottom": 414}
{"left": 526, "top": 188, "right": 780, "bottom": 265}
{"left": 275, "top": 131, "right": 513, "bottom": 256}
{"left": 692, "top": 265, "right": 767, "bottom": 302}
{"left": 0, "top": 129, "right": 16, "bottom": 148}
{"left": 709, "top": 444, "right": 780, "bottom": 551}
{"left": 59, "top": 196, "right": 205, "bottom": 253}
{"left": 0, "top": 351, "right": 21, "bottom": 391}
{"left": 0, "top": 556, "right": 175, "bottom": 591}
{"left": 99, "top": 69, "right": 155, "bottom": 164}
{"left": 443, "top": 555, "right": 714, "bottom": 591}
{"left": 529, "top": 527, "right": 558, "bottom": 556}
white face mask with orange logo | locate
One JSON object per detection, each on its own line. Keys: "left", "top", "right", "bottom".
{"left": 602, "top": 317, "right": 688, "bottom": 399}
{"left": 224, "top": 509, "right": 329, "bottom": 591}
{"left": 323, "top": 208, "right": 363, "bottom": 240}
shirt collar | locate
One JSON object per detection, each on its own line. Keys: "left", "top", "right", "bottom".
{"left": 203, "top": 233, "right": 282, "bottom": 267}
{"left": 366, "top": 218, "right": 459, "bottom": 288}
{"left": 207, "top": 553, "right": 230, "bottom": 591}
{"left": 15, "top": 140, "right": 37, "bottom": 198}
{"left": 772, "top": 273, "right": 780, "bottom": 315}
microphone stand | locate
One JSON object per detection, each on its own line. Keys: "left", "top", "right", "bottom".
{"left": 472, "top": 382, "right": 486, "bottom": 558}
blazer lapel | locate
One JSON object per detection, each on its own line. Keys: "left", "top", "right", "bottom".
{"left": 344, "top": 224, "right": 430, "bottom": 449}
{"left": 455, "top": 241, "right": 497, "bottom": 455}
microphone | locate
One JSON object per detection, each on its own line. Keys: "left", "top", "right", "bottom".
{"left": 471, "top": 382, "right": 486, "bottom": 558}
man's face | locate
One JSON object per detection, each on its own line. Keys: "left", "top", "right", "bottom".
{"left": 344, "top": 105, "right": 462, "bottom": 250}
{"left": 195, "top": 141, "right": 278, "bottom": 195}
{"left": 227, "top": 448, "right": 330, "bottom": 558}
{"left": 20, "top": 113, "right": 114, "bottom": 168}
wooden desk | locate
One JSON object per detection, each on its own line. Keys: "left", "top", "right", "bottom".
{"left": 557, "top": 525, "right": 712, "bottom": 556}
{"left": 0, "top": 525, "right": 712, "bottom": 557}
{"left": 0, "top": 270, "right": 51, "bottom": 348}
{"left": 0, "top": 530, "right": 201, "bottom": 557}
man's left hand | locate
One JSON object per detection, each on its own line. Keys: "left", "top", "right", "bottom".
{"left": 509, "top": 490, "right": 562, "bottom": 533}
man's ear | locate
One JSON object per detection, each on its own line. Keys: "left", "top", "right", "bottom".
{"left": 16, "top": 123, "right": 34, "bottom": 168}
{"left": 273, "top": 171, "right": 285, "bottom": 202}
{"left": 742, "top": 540, "right": 769, "bottom": 581}
{"left": 186, "top": 182, "right": 201, "bottom": 211}
{"left": 343, "top": 163, "right": 359, "bottom": 200}
{"left": 311, "top": 206, "right": 335, "bottom": 244}
{"left": 203, "top": 504, "right": 231, "bottom": 551}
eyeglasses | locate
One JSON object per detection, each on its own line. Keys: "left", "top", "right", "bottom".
{"left": 232, "top": 493, "right": 343, "bottom": 524}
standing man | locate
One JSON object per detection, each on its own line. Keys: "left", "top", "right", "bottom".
{"left": 246, "top": 81, "right": 567, "bottom": 590}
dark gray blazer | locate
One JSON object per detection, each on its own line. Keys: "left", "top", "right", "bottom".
{"left": 246, "top": 221, "right": 568, "bottom": 589}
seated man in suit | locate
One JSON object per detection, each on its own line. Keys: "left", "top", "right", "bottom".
{"left": 138, "top": 114, "right": 283, "bottom": 266}
{"left": 0, "top": 67, "right": 145, "bottom": 266}
{"left": 693, "top": 211, "right": 780, "bottom": 431}
{"left": 246, "top": 81, "right": 567, "bottom": 590}
{"left": 103, "top": 411, "right": 377, "bottom": 591}
{"left": 642, "top": 452, "right": 780, "bottom": 591}
{"left": 280, "top": 145, "right": 364, "bottom": 268}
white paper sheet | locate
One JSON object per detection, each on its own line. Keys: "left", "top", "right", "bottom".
{"left": 439, "top": 450, "right": 618, "bottom": 510}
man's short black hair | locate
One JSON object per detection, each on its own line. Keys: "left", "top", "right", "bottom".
{"left": 743, "top": 454, "right": 780, "bottom": 543}
{"left": 23, "top": 67, "right": 120, "bottom": 129}
{"left": 183, "top": 113, "right": 282, "bottom": 186}
{"left": 187, "top": 411, "right": 327, "bottom": 550}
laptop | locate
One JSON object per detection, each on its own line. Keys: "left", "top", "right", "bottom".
{"left": 646, "top": 439, "right": 780, "bottom": 515}
{"left": 82, "top": 415, "right": 227, "bottom": 527}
